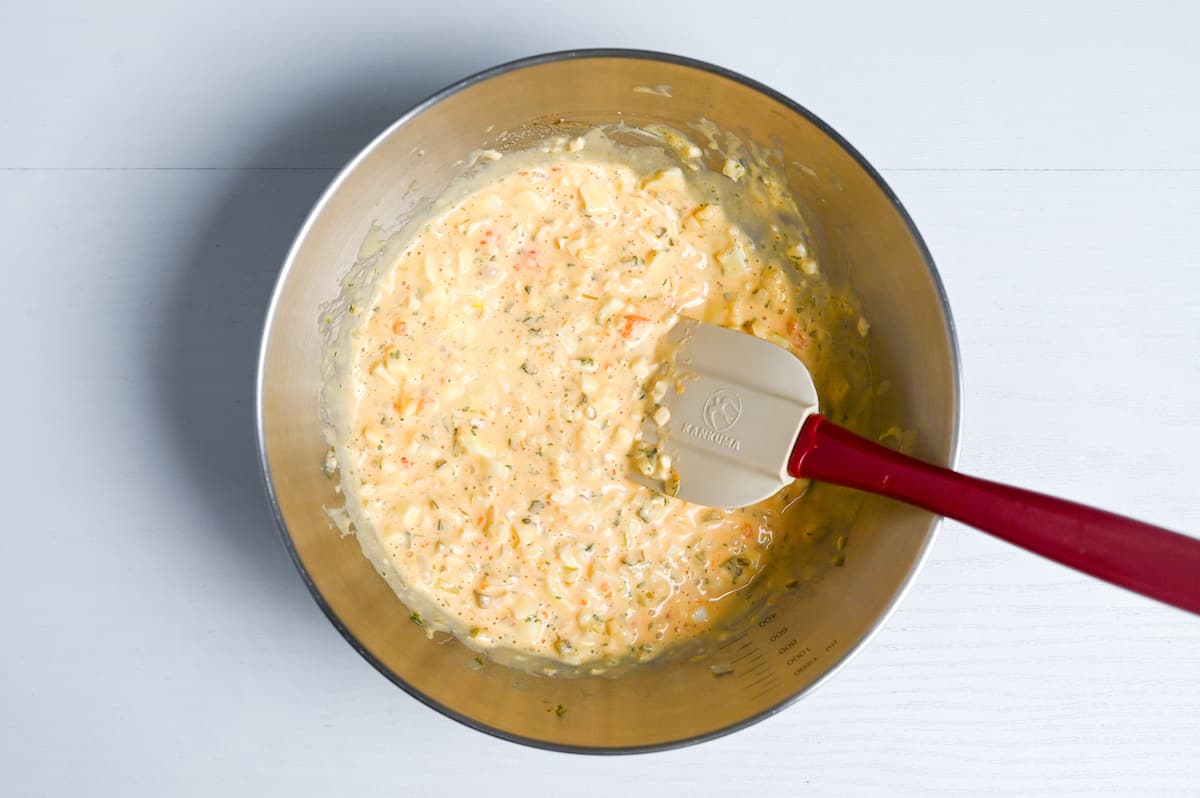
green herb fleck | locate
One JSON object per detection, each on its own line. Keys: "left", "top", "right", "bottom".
{"left": 721, "top": 556, "right": 751, "bottom": 582}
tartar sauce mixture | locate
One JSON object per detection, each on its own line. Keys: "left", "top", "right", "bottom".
{"left": 325, "top": 134, "right": 866, "bottom": 672}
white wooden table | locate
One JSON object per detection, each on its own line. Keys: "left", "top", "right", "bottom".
{"left": 3, "top": 2, "right": 1198, "bottom": 795}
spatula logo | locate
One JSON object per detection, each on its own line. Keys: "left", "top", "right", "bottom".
{"left": 702, "top": 389, "right": 742, "bottom": 432}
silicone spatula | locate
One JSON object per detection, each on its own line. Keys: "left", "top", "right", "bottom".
{"left": 643, "top": 318, "right": 1200, "bottom": 615}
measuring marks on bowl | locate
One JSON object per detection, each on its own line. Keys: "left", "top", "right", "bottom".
{"left": 713, "top": 611, "right": 840, "bottom": 703}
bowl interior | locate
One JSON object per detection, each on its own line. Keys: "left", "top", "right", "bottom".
{"left": 258, "top": 51, "right": 959, "bottom": 751}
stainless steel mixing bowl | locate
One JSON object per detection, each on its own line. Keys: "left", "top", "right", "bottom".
{"left": 257, "top": 49, "right": 961, "bottom": 752}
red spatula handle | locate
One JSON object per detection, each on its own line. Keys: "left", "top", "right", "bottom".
{"left": 787, "top": 414, "right": 1200, "bottom": 615}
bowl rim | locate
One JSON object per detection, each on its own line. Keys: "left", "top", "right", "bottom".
{"left": 255, "top": 47, "right": 963, "bottom": 755}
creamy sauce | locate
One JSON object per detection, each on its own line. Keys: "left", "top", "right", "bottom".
{"left": 324, "top": 133, "right": 870, "bottom": 673}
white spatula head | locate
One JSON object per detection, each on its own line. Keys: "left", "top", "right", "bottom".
{"left": 640, "top": 318, "right": 819, "bottom": 509}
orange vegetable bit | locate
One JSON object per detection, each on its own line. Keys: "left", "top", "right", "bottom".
{"left": 786, "top": 319, "right": 808, "bottom": 350}
{"left": 621, "top": 314, "right": 650, "bottom": 338}
{"left": 513, "top": 247, "right": 542, "bottom": 272}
